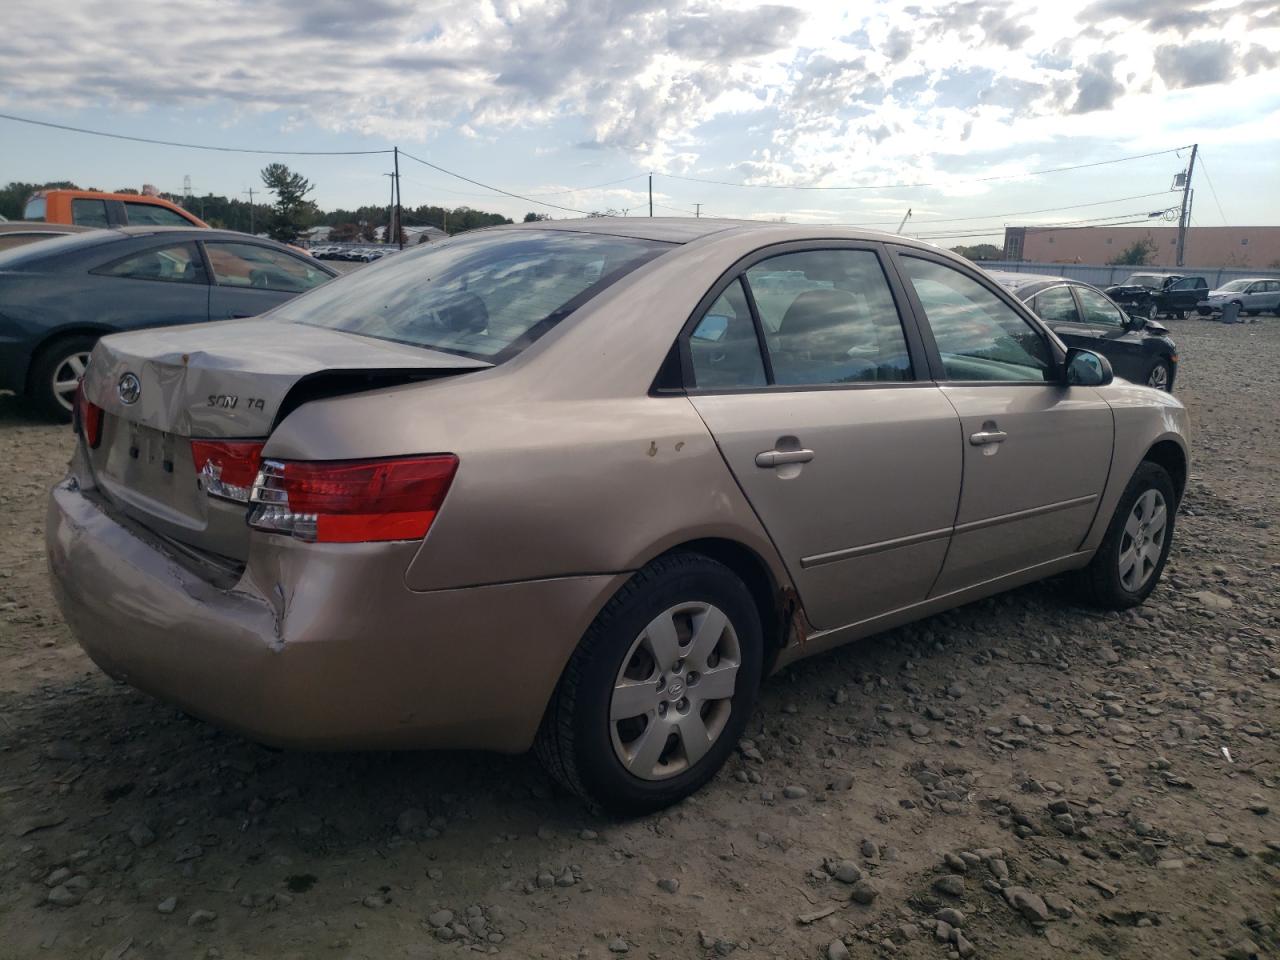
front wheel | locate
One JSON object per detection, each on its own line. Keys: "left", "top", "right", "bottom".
{"left": 1146, "top": 360, "right": 1171, "bottom": 391}
{"left": 1073, "top": 462, "right": 1176, "bottom": 610}
{"left": 1144, "top": 302, "right": 1158, "bottom": 320}
{"left": 28, "top": 335, "right": 98, "bottom": 422}
{"left": 536, "top": 553, "right": 763, "bottom": 815}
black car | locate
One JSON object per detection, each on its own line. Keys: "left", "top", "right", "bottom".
{"left": 0, "top": 227, "right": 336, "bottom": 419}
{"left": 986, "top": 272, "right": 1178, "bottom": 391}
{"left": 1104, "top": 272, "right": 1208, "bottom": 320}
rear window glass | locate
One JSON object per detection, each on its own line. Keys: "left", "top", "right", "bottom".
{"left": 23, "top": 197, "right": 46, "bottom": 220}
{"left": 274, "top": 229, "right": 669, "bottom": 360}
{"left": 124, "top": 202, "right": 192, "bottom": 226}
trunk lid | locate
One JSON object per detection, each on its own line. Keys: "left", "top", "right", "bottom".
{"left": 78, "top": 318, "right": 490, "bottom": 565}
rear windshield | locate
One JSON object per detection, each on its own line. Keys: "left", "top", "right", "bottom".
{"left": 273, "top": 229, "right": 670, "bottom": 361}
{"left": 23, "top": 197, "right": 46, "bottom": 220}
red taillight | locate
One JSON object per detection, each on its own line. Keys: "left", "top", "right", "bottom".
{"left": 74, "top": 382, "right": 103, "bottom": 449}
{"left": 248, "top": 455, "right": 459, "bottom": 543}
{"left": 190, "top": 440, "right": 265, "bottom": 502}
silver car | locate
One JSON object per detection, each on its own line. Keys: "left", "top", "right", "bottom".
{"left": 1198, "top": 277, "right": 1280, "bottom": 318}
{"left": 47, "top": 219, "right": 1190, "bottom": 814}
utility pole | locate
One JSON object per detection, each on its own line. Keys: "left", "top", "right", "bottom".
{"left": 393, "top": 146, "right": 403, "bottom": 250}
{"left": 648, "top": 174, "right": 653, "bottom": 218}
{"left": 897, "top": 208, "right": 913, "bottom": 234}
{"left": 243, "top": 187, "right": 256, "bottom": 234}
{"left": 694, "top": 203, "right": 701, "bottom": 218}
{"left": 1175, "top": 143, "right": 1198, "bottom": 268}
{"left": 383, "top": 172, "right": 395, "bottom": 244}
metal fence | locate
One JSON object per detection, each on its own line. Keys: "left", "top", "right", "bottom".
{"left": 975, "top": 261, "right": 1280, "bottom": 288}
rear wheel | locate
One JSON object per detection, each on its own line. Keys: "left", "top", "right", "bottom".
{"left": 1245, "top": 309, "right": 1260, "bottom": 317}
{"left": 1074, "top": 462, "right": 1176, "bottom": 610}
{"left": 1146, "top": 360, "right": 1171, "bottom": 391}
{"left": 28, "top": 335, "right": 98, "bottom": 422}
{"left": 536, "top": 552, "right": 763, "bottom": 815}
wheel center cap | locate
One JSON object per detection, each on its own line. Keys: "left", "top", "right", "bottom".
{"left": 667, "top": 679, "right": 684, "bottom": 698}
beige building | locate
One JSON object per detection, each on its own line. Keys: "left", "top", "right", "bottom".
{"left": 1003, "top": 226, "right": 1280, "bottom": 269}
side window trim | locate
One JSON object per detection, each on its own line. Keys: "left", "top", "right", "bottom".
{"left": 736, "top": 274, "right": 776, "bottom": 385}
{"left": 884, "top": 244, "right": 1066, "bottom": 385}
{"left": 673, "top": 239, "right": 930, "bottom": 394}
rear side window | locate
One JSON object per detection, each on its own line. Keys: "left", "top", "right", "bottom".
{"left": 124, "top": 202, "right": 191, "bottom": 227}
{"left": 277, "top": 229, "right": 669, "bottom": 361}
{"left": 689, "top": 279, "right": 766, "bottom": 388}
{"left": 204, "top": 241, "right": 329, "bottom": 293}
{"left": 23, "top": 197, "right": 46, "bottom": 220}
{"left": 93, "top": 242, "right": 206, "bottom": 283}
{"left": 744, "top": 249, "right": 912, "bottom": 385}
{"left": 1031, "top": 286, "right": 1079, "bottom": 324}
{"left": 901, "top": 256, "right": 1053, "bottom": 382}
{"left": 71, "top": 198, "right": 110, "bottom": 228}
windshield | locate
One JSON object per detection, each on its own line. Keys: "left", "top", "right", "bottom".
{"left": 276, "top": 229, "right": 670, "bottom": 360}
{"left": 1216, "top": 279, "right": 1252, "bottom": 292}
{"left": 1123, "top": 274, "right": 1165, "bottom": 289}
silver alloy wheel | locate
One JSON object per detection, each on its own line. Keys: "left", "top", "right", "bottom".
{"left": 1147, "top": 363, "right": 1170, "bottom": 391}
{"left": 1118, "top": 488, "right": 1167, "bottom": 592}
{"left": 51, "top": 352, "right": 92, "bottom": 412}
{"left": 609, "top": 601, "right": 741, "bottom": 781}
{"left": 1146, "top": 302, "right": 1158, "bottom": 320}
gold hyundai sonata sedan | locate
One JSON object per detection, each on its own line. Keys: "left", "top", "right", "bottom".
{"left": 47, "top": 219, "right": 1189, "bottom": 814}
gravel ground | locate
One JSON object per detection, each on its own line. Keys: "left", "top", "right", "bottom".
{"left": 0, "top": 317, "right": 1276, "bottom": 960}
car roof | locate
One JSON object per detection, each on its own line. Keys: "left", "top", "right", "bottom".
{"left": 0, "top": 220, "right": 92, "bottom": 235}
{"left": 0, "top": 226, "right": 335, "bottom": 270}
{"left": 501, "top": 216, "right": 953, "bottom": 253}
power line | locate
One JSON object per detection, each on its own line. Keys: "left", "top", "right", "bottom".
{"left": 659, "top": 146, "right": 1192, "bottom": 192}
{"left": 524, "top": 174, "right": 649, "bottom": 197}
{"left": 398, "top": 149, "right": 591, "bottom": 215}
{"left": 911, "top": 211, "right": 1171, "bottom": 241}
{"left": 653, "top": 201, "right": 699, "bottom": 216}
{"left": 834, "top": 191, "right": 1178, "bottom": 228}
{"left": 1194, "top": 151, "right": 1229, "bottom": 226}
{"left": 0, "top": 111, "right": 393, "bottom": 155}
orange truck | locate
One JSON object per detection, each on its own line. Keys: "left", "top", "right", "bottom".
{"left": 24, "top": 189, "right": 210, "bottom": 229}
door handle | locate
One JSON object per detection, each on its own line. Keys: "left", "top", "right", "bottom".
{"left": 755, "top": 448, "right": 815, "bottom": 467}
{"left": 969, "top": 430, "right": 1007, "bottom": 446}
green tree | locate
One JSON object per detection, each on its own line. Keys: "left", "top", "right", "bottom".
{"left": 260, "top": 163, "right": 316, "bottom": 243}
{"left": 949, "top": 243, "right": 1003, "bottom": 261}
{"left": 1108, "top": 235, "right": 1157, "bottom": 266}
{"left": 523, "top": 212, "right": 550, "bottom": 222}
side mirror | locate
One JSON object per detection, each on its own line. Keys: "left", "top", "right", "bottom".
{"left": 1065, "top": 348, "right": 1113, "bottom": 387}
{"left": 1124, "top": 314, "right": 1147, "bottom": 332}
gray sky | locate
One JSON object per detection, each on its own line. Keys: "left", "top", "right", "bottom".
{"left": 2, "top": 0, "right": 1277, "bottom": 241}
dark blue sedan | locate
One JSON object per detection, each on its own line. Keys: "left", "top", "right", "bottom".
{"left": 0, "top": 227, "right": 336, "bottom": 419}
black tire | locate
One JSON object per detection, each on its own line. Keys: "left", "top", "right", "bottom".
{"left": 1196, "top": 307, "right": 1212, "bottom": 317}
{"left": 1146, "top": 359, "right": 1172, "bottom": 391}
{"left": 1145, "top": 302, "right": 1158, "bottom": 320}
{"left": 1073, "top": 461, "right": 1177, "bottom": 610}
{"left": 536, "top": 552, "right": 764, "bottom": 816}
{"left": 1172, "top": 309, "right": 1185, "bottom": 320}
{"left": 27, "top": 334, "right": 98, "bottom": 423}
{"left": 1244, "top": 310, "right": 1260, "bottom": 317}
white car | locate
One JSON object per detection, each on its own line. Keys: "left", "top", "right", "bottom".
{"left": 1197, "top": 278, "right": 1280, "bottom": 318}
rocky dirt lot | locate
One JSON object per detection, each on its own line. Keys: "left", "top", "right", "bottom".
{"left": 0, "top": 318, "right": 1276, "bottom": 960}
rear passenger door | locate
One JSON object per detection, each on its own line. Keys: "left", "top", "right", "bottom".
{"left": 684, "top": 243, "right": 962, "bottom": 630}
{"left": 891, "top": 249, "right": 1113, "bottom": 596}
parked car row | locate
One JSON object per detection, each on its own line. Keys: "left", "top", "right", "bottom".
{"left": 310, "top": 245, "right": 399, "bottom": 262}
{"left": 1196, "top": 277, "right": 1280, "bottom": 317}
{"left": 48, "top": 219, "right": 1188, "bottom": 814}
{"left": 986, "top": 272, "right": 1179, "bottom": 391}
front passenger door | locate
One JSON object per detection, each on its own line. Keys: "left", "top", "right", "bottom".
{"left": 894, "top": 252, "right": 1113, "bottom": 596}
